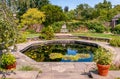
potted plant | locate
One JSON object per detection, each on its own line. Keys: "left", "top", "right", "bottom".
{"left": 94, "top": 48, "right": 113, "bottom": 76}
{"left": 0, "top": 52, "right": 16, "bottom": 70}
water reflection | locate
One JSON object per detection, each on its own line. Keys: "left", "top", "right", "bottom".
{"left": 23, "top": 44, "right": 96, "bottom": 62}
{"left": 61, "top": 48, "right": 93, "bottom": 62}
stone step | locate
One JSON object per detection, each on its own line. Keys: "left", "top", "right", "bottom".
{"left": 109, "top": 71, "right": 120, "bottom": 78}
{"left": 0, "top": 71, "right": 39, "bottom": 79}
{"left": 90, "top": 71, "right": 120, "bottom": 79}
{"left": 37, "top": 73, "right": 91, "bottom": 79}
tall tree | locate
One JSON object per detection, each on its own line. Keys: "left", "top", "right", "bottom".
{"left": 75, "top": 4, "right": 93, "bottom": 20}
{"left": 16, "top": 0, "right": 50, "bottom": 22}
{"left": 95, "top": 0, "right": 112, "bottom": 10}
{"left": 21, "top": 8, "right": 46, "bottom": 30}
{"left": 64, "top": 6, "right": 69, "bottom": 12}
{"left": 113, "top": 5, "right": 120, "bottom": 14}
{"left": 41, "top": 4, "right": 66, "bottom": 25}
{"left": 29, "top": 0, "right": 35, "bottom": 8}
{"left": 94, "top": 0, "right": 112, "bottom": 21}
{"left": 17, "top": 1, "right": 28, "bottom": 22}
{"left": 65, "top": 10, "right": 76, "bottom": 21}
{"left": 81, "top": 7, "right": 94, "bottom": 20}
{"left": 34, "top": 0, "right": 50, "bottom": 9}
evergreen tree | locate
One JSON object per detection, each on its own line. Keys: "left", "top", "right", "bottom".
{"left": 64, "top": 6, "right": 69, "bottom": 12}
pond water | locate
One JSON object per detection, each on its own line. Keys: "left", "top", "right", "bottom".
{"left": 23, "top": 44, "right": 96, "bottom": 62}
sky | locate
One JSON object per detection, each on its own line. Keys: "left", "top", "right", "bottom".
{"left": 50, "top": 0, "right": 120, "bottom": 10}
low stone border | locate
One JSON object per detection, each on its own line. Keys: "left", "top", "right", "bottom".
{"left": 27, "top": 35, "right": 111, "bottom": 42}
{"left": 17, "top": 39, "right": 117, "bottom": 63}
{"left": 20, "top": 40, "right": 99, "bottom": 53}
{"left": 77, "top": 36, "right": 111, "bottom": 42}
{"left": 12, "top": 39, "right": 120, "bottom": 68}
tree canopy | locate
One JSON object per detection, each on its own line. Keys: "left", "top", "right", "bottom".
{"left": 74, "top": 0, "right": 120, "bottom": 22}
{"left": 41, "top": 4, "right": 66, "bottom": 25}
{"left": 75, "top": 4, "right": 92, "bottom": 20}
{"left": 21, "top": 8, "right": 45, "bottom": 26}
{"left": 14, "top": 0, "right": 50, "bottom": 21}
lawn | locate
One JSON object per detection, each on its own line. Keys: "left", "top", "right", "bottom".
{"left": 26, "top": 32, "right": 120, "bottom": 39}
{"left": 26, "top": 33, "right": 40, "bottom": 38}
{"left": 72, "top": 32, "right": 114, "bottom": 38}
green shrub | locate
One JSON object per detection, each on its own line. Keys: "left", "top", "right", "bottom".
{"left": 110, "top": 64, "right": 120, "bottom": 70}
{"left": 0, "top": 52, "right": 16, "bottom": 68}
{"left": 113, "top": 24, "right": 120, "bottom": 34}
{"left": 19, "top": 66, "right": 36, "bottom": 71}
{"left": 67, "top": 21, "right": 84, "bottom": 32}
{"left": 94, "top": 48, "right": 113, "bottom": 65}
{"left": 51, "top": 21, "right": 107, "bottom": 33}
{"left": 110, "top": 36, "right": 120, "bottom": 47}
{"left": 0, "top": 20, "right": 17, "bottom": 50}
{"left": 39, "top": 26, "right": 54, "bottom": 40}
{"left": 85, "top": 22, "right": 106, "bottom": 33}
{"left": 17, "top": 32, "right": 27, "bottom": 43}
{"left": 51, "top": 21, "right": 64, "bottom": 33}
{"left": 26, "top": 29, "right": 36, "bottom": 34}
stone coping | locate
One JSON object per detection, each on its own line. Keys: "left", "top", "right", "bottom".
{"left": 15, "top": 39, "right": 118, "bottom": 64}
{"left": 0, "top": 71, "right": 39, "bottom": 79}
{"left": 20, "top": 40, "right": 99, "bottom": 53}
{"left": 27, "top": 33, "right": 111, "bottom": 42}
{"left": 90, "top": 71, "right": 120, "bottom": 79}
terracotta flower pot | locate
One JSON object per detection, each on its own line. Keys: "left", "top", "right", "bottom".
{"left": 6, "top": 62, "right": 16, "bottom": 70}
{"left": 97, "top": 64, "right": 110, "bottom": 76}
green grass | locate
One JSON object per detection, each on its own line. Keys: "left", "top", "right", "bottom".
{"left": 27, "top": 33, "right": 114, "bottom": 38}
{"left": 18, "top": 65, "right": 42, "bottom": 73}
{"left": 18, "top": 65, "right": 38, "bottom": 71}
{"left": 26, "top": 33, "right": 39, "bottom": 38}
{"left": 72, "top": 32, "right": 114, "bottom": 38}
{"left": 26, "top": 32, "right": 120, "bottom": 39}
{"left": 115, "top": 78, "right": 120, "bottom": 79}
{"left": 110, "top": 64, "right": 120, "bottom": 70}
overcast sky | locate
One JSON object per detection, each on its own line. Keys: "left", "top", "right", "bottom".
{"left": 50, "top": 0, "right": 120, "bottom": 10}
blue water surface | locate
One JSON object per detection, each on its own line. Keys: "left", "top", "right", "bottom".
{"left": 61, "top": 48, "right": 93, "bottom": 62}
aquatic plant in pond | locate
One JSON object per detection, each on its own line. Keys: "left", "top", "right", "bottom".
{"left": 49, "top": 53, "right": 63, "bottom": 59}
{"left": 49, "top": 53, "right": 90, "bottom": 61}
{"left": 23, "top": 44, "right": 96, "bottom": 62}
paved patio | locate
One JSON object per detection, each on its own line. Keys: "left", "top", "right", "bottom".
{"left": 2, "top": 39, "right": 120, "bottom": 79}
